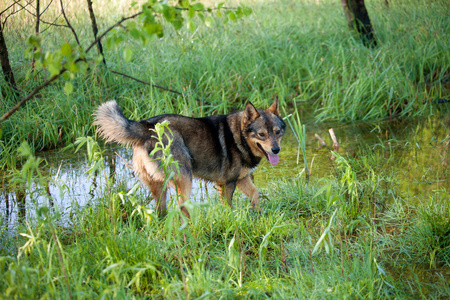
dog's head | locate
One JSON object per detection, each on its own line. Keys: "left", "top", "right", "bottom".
{"left": 242, "top": 98, "right": 286, "bottom": 165}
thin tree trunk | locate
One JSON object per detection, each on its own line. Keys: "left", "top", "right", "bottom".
{"left": 341, "top": 0, "right": 377, "bottom": 48}
{"left": 0, "top": 21, "right": 19, "bottom": 99}
{"left": 31, "top": 0, "right": 40, "bottom": 72}
{"left": 86, "top": 0, "right": 106, "bottom": 66}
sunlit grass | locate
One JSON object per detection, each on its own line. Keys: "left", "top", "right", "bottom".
{"left": 1, "top": 139, "right": 449, "bottom": 298}
{"left": 1, "top": 0, "right": 449, "bottom": 168}
{"left": 1, "top": 0, "right": 449, "bottom": 297}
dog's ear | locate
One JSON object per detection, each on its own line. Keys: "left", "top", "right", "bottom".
{"left": 243, "top": 101, "right": 260, "bottom": 123}
{"left": 267, "top": 96, "right": 281, "bottom": 117}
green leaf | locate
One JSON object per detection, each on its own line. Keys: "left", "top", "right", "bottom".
{"left": 191, "top": 3, "right": 204, "bottom": 11}
{"left": 172, "top": 20, "right": 183, "bottom": 30}
{"left": 61, "top": 43, "right": 72, "bottom": 57}
{"left": 187, "top": 19, "right": 196, "bottom": 32}
{"left": 188, "top": 7, "right": 195, "bottom": 19}
{"left": 27, "top": 35, "right": 41, "bottom": 47}
{"left": 64, "top": 81, "right": 74, "bottom": 95}
{"left": 153, "top": 3, "right": 164, "bottom": 13}
{"left": 180, "top": 0, "right": 189, "bottom": 8}
{"left": 124, "top": 48, "right": 133, "bottom": 61}
{"left": 78, "top": 61, "right": 89, "bottom": 74}
{"left": 130, "top": 28, "right": 141, "bottom": 40}
{"left": 227, "top": 11, "right": 237, "bottom": 21}
{"left": 48, "top": 64, "right": 61, "bottom": 76}
{"left": 205, "top": 16, "right": 213, "bottom": 28}
{"left": 243, "top": 6, "right": 253, "bottom": 16}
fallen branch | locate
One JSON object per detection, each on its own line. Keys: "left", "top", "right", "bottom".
{"left": 314, "top": 133, "right": 326, "bottom": 148}
{"left": 328, "top": 128, "right": 339, "bottom": 161}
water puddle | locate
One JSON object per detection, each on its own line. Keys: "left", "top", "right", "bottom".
{"left": 1, "top": 112, "right": 449, "bottom": 228}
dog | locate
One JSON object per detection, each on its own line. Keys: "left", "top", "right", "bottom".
{"left": 94, "top": 99, "right": 285, "bottom": 217}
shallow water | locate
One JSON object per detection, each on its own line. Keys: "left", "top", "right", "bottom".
{"left": 1, "top": 112, "right": 449, "bottom": 228}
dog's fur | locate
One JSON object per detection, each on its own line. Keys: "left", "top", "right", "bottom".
{"left": 94, "top": 99, "right": 286, "bottom": 217}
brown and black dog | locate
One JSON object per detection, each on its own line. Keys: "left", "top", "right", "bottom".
{"left": 94, "top": 99, "right": 285, "bottom": 217}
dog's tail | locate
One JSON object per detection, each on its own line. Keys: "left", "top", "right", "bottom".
{"left": 94, "top": 100, "right": 149, "bottom": 146}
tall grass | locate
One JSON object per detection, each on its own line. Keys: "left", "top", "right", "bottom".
{"left": 1, "top": 1, "right": 449, "bottom": 297}
{"left": 1, "top": 134, "right": 449, "bottom": 298}
{"left": 1, "top": 0, "right": 450, "bottom": 168}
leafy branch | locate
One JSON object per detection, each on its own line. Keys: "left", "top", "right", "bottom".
{"left": 0, "top": 0, "right": 252, "bottom": 123}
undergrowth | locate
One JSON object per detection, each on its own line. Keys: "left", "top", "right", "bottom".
{"left": 1, "top": 135, "right": 449, "bottom": 299}
{"left": 1, "top": 0, "right": 450, "bottom": 168}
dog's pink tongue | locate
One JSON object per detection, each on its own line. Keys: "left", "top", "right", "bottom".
{"left": 268, "top": 153, "right": 279, "bottom": 165}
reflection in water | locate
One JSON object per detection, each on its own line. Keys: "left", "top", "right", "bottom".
{"left": 0, "top": 113, "right": 449, "bottom": 228}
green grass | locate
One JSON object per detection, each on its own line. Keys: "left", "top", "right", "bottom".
{"left": 1, "top": 0, "right": 450, "bottom": 298}
{"left": 1, "top": 139, "right": 449, "bottom": 298}
{"left": 1, "top": 0, "right": 450, "bottom": 168}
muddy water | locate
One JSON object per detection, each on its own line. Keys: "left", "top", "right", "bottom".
{"left": 1, "top": 112, "right": 449, "bottom": 227}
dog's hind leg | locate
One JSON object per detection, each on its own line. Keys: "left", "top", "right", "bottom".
{"left": 218, "top": 181, "right": 237, "bottom": 208}
{"left": 174, "top": 176, "right": 192, "bottom": 218}
{"left": 237, "top": 175, "right": 261, "bottom": 212}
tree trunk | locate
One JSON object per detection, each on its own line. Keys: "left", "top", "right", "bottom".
{"left": 86, "top": 0, "right": 106, "bottom": 66}
{"left": 341, "top": 0, "right": 377, "bottom": 48}
{"left": 31, "top": 0, "right": 40, "bottom": 72}
{"left": 0, "top": 21, "right": 19, "bottom": 99}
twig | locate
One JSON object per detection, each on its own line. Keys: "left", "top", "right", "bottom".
{"left": 1, "top": 12, "right": 142, "bottom": 122}
{"left": 314, "top": 133, "right": 326, "bottom": 148}
{"left": 114, "top": 151, "right": 133, "bottom": 170}
{"left": 85, "top": 12, "right": 142, "bottom": 53}
{"left": 111, "top": 70, "right": 186, "bottom": 98}
{"left": 328, "top": 128, "right": 339, "bottom": 151}
{"left": 59, "top": 0, "right": 81, "bottom": 46}
{"left": 329, "top": 128, "right": 339, "bottom": 161}
{"left": 0, "top": 71, "right": 62, "bottom": 121}
{"left": 1, "top": 0, "right": 34, "bottom": 26}
{"left": 40, "top": 14, "right": 68, "bottom": 34}
{"left": 39, "top": 0, "right": 54, "bottom": 17}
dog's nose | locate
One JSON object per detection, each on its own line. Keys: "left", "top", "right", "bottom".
{"left": 272, "top": 146, "right": 280, "bottom": 154}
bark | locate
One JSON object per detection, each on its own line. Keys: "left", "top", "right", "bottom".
{"left": 31, "top": 0, "right": 40, "bottom": 72}
{"left": 86, "top": 0, "right": 106, "bottom": 66}
{"left": 341, "top": 0, "right": 377, "bottom": 48}
{"left": 0, "top": 20, "right": 19, "bottom": 99}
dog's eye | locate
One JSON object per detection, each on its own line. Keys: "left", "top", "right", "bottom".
{"left": 258, "top": 132, "right": 266, "bottom": 138}
{"left": 275, "top": 129, "right": 281, "bottom": 135}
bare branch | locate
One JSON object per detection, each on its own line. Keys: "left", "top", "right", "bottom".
{"left": 39, "top": 0, "right": 54, "bottom": 17}
{"left": 1, "top": 0, "right": 34, "bottom": 26}
{"left": 0, "top": 69, "right": 63, "bottom": 121}
{"left": 40, "top": 17, "right": 69, "bottom": 30}
{"left": 111, "top": 70, "right": 184, "bottom": 97}
{"left": 1, "top": 11, "right": 143, "bottom": 122}
{"left": 59, "top": 0, "right": 81, "bottom": 46}
{"left": 0, "top": 0, "right": 33, "bottom": 17}
{"left": 85, "top": 11, "right": 142, "bottom": 53}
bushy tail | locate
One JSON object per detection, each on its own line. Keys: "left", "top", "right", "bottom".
{"left": 94, "top": 100, "right": 149, "bottom": 146}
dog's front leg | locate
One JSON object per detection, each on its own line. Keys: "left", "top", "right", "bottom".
{"left": 218, "top": 181, "right": 237, "bottom": 208}
{"left": 236, "top": 176, "right": 261, "bottom": 212}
